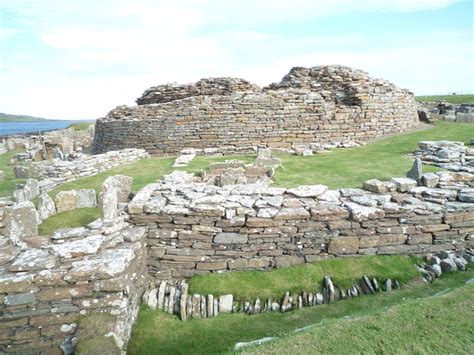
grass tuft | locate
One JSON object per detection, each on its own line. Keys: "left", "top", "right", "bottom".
{"left": 188, "top": 255, "right": 420, "bottom": 300}
{"left": 128, "top": 268, "right": 473, "bottom": 354}
{"left": 415, "top": 94, "right": 474, "bottom": 104}
{"left": 38, "top": 208, "right": 102, "bottom": 236}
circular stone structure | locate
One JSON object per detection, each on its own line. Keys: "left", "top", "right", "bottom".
{"left": 93, "top": 65, "right": 420, "bottom": 156}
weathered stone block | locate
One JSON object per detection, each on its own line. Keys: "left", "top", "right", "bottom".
{"left": 328, "top": 237, "right": 359, "bottom": 254}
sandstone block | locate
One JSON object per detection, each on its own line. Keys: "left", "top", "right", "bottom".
{"left": 328, "top": 237, "right": 359, "bottom": 254}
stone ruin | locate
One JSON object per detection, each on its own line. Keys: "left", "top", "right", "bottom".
{"left": 1, "top": 125, "right": 95, "bottom": 163}
{"left": 418, "top": 101, "right": 474, "bottom": 123}
{"left": 1, "top": 143, "right": 474, "bottom": 352}
{"left": 93, "top": 65, "right": 420, "bottom": 156}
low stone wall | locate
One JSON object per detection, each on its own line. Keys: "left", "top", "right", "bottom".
{"left": 128, "top": 171, "right": 474, "bottom": 280}
{"left": 34, "top": 148, "right": 148, "bottom": 192}
{"left": 94, "top": 65, "right": 419, "bottom": 156}
{"left": 418, "top": 102, "right": 474, "bottom": 123}
{"left": 0, "top": 218, "right": 147, "bottom": 354}
{"left": 142, "top": 248, "right": 472, "bottom": 321}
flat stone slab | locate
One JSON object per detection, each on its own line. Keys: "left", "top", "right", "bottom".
{"left": 9, "top": 249, "right": 58, "bottom": 272}
{"left": 52, "top": 227, "right": 87, "bottom": 240}
{"left": 51, "top": 235, "right": 104, "bottom": 259}
{"left": 287, "top": 185, "right": 328, "bottom": 198}
{"left": 345, "top": 202, "right": 385, "bottom": 221}
{"left": 65, "top": 247, "right": 136, "bottom": 282}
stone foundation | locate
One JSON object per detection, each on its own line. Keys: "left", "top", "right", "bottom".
{"left": 0, "top": 218, "right": 147, "bottom": 354}
{"left": 127, "top": 171, "right": 473, "bottom": 280}
{"left": 33, "top": 148, "right": 148, "bottom": 192}
{"left": 93, "top": 65, "right": 419, "bottom": 156}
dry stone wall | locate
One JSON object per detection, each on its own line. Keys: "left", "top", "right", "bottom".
{"left": 0, "top": 218, "right": 147, "bottom": 354}
{"left": 128, "top": 171, "right": 474, "bottom": 280}
{"left": 33, "top": 148, "right": 148, "bottom": 192}
{"left": 94, "top": 65, "right": 419, "bottom": 156}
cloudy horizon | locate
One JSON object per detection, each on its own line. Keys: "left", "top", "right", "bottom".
{"left": 1, "top": 0, "right": 473, "bottom": 120}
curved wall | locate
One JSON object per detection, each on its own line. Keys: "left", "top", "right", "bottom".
{"left": 93, "top": 66, "right": 419, "bottom": 156}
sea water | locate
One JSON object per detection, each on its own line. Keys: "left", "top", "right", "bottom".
{"left": 0, "top": 121, "right": 84, "bottom": 136}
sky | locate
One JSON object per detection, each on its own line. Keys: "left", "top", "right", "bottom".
{"left": 0, "top": 0, "right": 473, "bottom": 120}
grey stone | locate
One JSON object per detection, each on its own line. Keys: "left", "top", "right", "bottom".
{"left": 362, "top": 179, "right": 395, "bottom": 193}
{"left": 287, "top": 185, "right": 328, "bottom": 198}
{"left": 143, "top": 196, "right": 167, "bottom": 213}
{"left": 390, "top": 177, "right": 418, "bottom": 192}
{"left": 5, "top": 201, "right": 39, "bottom": 242}
{"left": 219, "top": 294, "right": 233, "bottom": 313}
{"left": 213, "top": 233, "right": 248, "bottom": 244}
{"left": 407, "top": 157, "right": 422, "bottom": 182}
{"left": 52, "top": 235, "right": 104, "bottom": 259}
{"left": 122, "top": 227, "right": 146, "bottom": 242}
{"left": 55, "top": 190, "right": 77, "bottom": 212}
{"left": 426, "top": 264, "right": 442, "bottom": 277}
{"left": 24, "top": 179, "right": 39, "bottom": 200}
{"left": 9, "top": 249, "right": 58, "bottom": 272}
{"left": 52, "top": 227, "right": 86, "bottom": 240}
{"left": 454, "top": 257, "right": 468, "bottom": 271}
{"left": 324, "top": 276, "right": 335, "bottom": 302}
{"left": 458, "top": 189, "right": 474, "bottom": 202}
{"left": 345, "top": 202, "right": 384, "bottom": 221}
{"left": 102, "top": 187, "right": 118, "bottom": 222}
{"left": 421, "top": 173, "right": 439, "bottom": 188}
{"left": 440, "top": 258, "right": 458, "bottom": 272}
{"left": 38, "top": 192, "right": 56, "bottom": 220}
{"left": 99, "top": 175, "right": 133, "bottom": 207}
{"left": 5, "top": 292, "right": 36, "bottom": 305}
{"left": 75, "top": 189, "right": 97, "bottom": 208}
{"left": 14, "top": 165, "right": 30, "bottom": 179}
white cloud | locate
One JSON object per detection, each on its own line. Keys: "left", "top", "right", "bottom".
{"left": 0, "top": 0, "right": 469, "bottom": 119}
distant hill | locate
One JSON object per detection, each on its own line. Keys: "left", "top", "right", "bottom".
{"left": 0, "top": 112, "right": 49, "bottom": 122}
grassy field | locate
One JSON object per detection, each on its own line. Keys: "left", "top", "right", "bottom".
{"left": 128, "top": 267, "right": 473, "bottom": 354}
{"left": 38, "top": 208, "right": 102, "bottom": 236}
{"left": 47, "top": 156, "right": 175, "bottom": 199}
{"left": 67, "top": 121, "right": 95, "bottom": 131}
{"left": 272, "top": 121, "right": 473, "bottom": 188}
{"left": 189, "top": 255, "right": 419, "bottom": 300}
{"left": 415, "top": 94, "right": 474, "bottom": 104}
{"left": 247, "top": 280, "right": 474, "bottom": 354}
{"left": 0, "top": 150, "right": 26, "bottom": 197}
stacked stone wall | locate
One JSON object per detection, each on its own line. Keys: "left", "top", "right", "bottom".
{"left": 0, "top": 221, "right": 148, "bottom": 354}
{"left": 127, "top": 171, "right": 474, "bottom": 280}
{"left": 94, "top": 65, "right": 419, "bottom": 156}
{"left": 33, "top": 148, "right": 148, "bottom": 192}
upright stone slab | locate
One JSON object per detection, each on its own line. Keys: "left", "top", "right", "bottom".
{"left": 99, "top": 175, "right": 133, "bottom": 207}
{"left": 6, "top": 201, "right": 39, "bottom": 244}
{"left": 407, "top": 157, "right": 422, "bottom": 183}
{"left": 102, "top": 187, "right": 118, "bottom": 222}
{"left": 76, "top": 189, "right": 97, "bottom": 209}
{"left": 38, "top": 192, "right": 56, "bottom": 220}
{"left": 55, "top": 190, "right": 78, "bottom": 212}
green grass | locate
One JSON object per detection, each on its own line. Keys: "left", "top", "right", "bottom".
{"left": 416, "top": 94, "right": 474, "bottom": 104}
{"left": 38, "top": 208, "right": 102, "bottom": 236}
{"left": 48, "top": 156, "right": 176, "bottom": 199}
{"left": 128, "top": 268, "right": 473, "bottom": 354}
{"left": 75, "top": 313, "right": 121, "bottom": 355}
{"left": 189, "top": 255, "right": 419, "bottom": 301}
{"left": 247, "top": 279, "right": 474, "bottom": 354}
{"left": 68, "top": 121, "right": 95, "bottom": 131}
{"left": 0, "top": 150, "right": 26, "bottom": 197}
{"left": 272, "top": 121, "right": 473, "bottom": 188}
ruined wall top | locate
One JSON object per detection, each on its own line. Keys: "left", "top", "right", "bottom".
{"left": 266, "top": 65, "right": 413, "bottom": 105}
{"left": 135, "top": 65, "right": 413, "bottom": 107}
{"left": 136, "top": 77, "right": 261, "bottom": 105}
